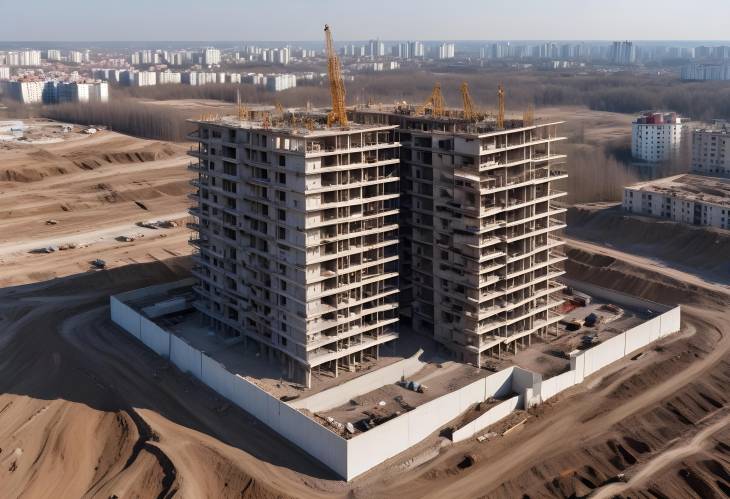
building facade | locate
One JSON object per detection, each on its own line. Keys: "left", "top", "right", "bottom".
{"left": 631, "top": 111, "right": 684, "bottom": 163}
{"left": 352, "top": 109, "right": 568, "bottom": 366}
{"left": 623, "top": 174, "right": 730, "bottom": 230}
{"left": 692, "top": 123, "right": 730, "bottom": 177}
{"left": 188, "top": 119, "right": 401, "bottom": 386}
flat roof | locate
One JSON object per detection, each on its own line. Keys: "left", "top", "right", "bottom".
{"left": 626, "top": 174, "right": 730, "bottom": 208}
{"left": 189, "top": 114, "right": 398, "bottom": 138}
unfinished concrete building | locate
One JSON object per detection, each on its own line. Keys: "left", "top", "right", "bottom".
{"left": 352, "top": 108, "right": 568, "bottom": 366}
{"left": 188, "top": 117, "right": 401, "bottom": 386}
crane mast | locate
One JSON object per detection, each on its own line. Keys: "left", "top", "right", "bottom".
{"left": 460, "top": 81, "right": 476, "bottom": 120}
{"left": 423, "top": 82, "right": 446, "bottom": 118}
{"left": 324, "top": 24, "right": 348, "bottom": 127}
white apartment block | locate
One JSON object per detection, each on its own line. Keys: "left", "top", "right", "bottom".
{"left": 1, "top": 80, "right": 46, "bottom": 103}
{"left": 0, "top": 66, "right": 10, "bottom": 80}
{"left": 15, "top": 50, "right": 42, "bottom": 66}
{"left": 187, "top": 118, "right": 401, "bottom": 386}
{"left": 203, "top": 48, "right": 221, "bottom": 66}
{"left": 623, "top": 174, "right": 730, "bottom": 230}
{"left": 631, "top": 111, "right": 684, "bottom": 163}
{"left": 134, "top": 71, "right": 157, "bottom": 87}
{"left": 157, "top": 71, "right": 182, "bottom": 85}
{"left": 353, "top": 109, "right": 568, "bottom": 365}
{"left": 265, "top": 74, "right": 297, "bottom": 92}
{"left": 437, "top": 43, "right": 455, "bottom": 59}
{"left": 692, "top": 123, "right": 730, "bottom": 177}
{"left": 46, "top": 49, "right": 62, "bottom": 61}
{"left": 68, "top": 51, "right": 83, "bottom": 64}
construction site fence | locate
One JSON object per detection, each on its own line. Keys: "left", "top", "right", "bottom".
{"left": 291, "top": 349, "right": 426, "bottom": 413}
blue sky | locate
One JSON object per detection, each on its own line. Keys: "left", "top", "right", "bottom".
{"left": 3, "top": 0, "right": 729, "bottom": 41}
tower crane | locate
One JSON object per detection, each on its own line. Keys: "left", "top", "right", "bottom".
{"left": 523, "top": 103, "right": 534, "bottom": 126}
{"left": 423, "top": 82, "right": 446, "bottom": 118}
{"left": 324, "top": 24, "right": 348, "bottom": 127}
{"left": 460, "top": 81, "right": 476, "bottom": 120}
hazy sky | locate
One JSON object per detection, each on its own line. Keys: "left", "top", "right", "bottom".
{"left": 3, "top": 0, "right": 730, "bottom": 42}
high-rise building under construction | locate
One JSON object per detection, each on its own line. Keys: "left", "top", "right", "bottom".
{"left": 187, "top": 103, "right": 568, "bottom": 383}
{"left": 353, "top": 107, "right": 568, "bottom": 367}
{"left": 188, "top": 117, "right": 401, "bottom": 386}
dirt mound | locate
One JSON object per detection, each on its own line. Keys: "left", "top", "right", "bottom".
{"left": 565, "top": 246, "right": 728, "bottom": 308}
{"left": 1, "top": 142, "right": 182, "bottom": 183}
{"left": 567, "top": 204, "right": 730, "bottom": 279}
{"left": 66, "top": 144, "right": 180, "bottom": 170}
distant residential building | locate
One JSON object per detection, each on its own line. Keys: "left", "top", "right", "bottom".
{"left": 55, "top": 81, "right": 109, "bottom": 103}
{"left": 681, "top": 63, "right": 730, "bottom": 81}
{"left": 1, "top": 80, "right": 46, "bottom": 103}
{"left": 611, "top": 41, "right": 636, "bottom": 65}
{"left": 203, "top": 48, "right": 221, "bottom": 66}
{"left": 623, "top": 174, "right": 730, "bottom": 230}
{"left": 120, "top": 70, "right": 157, "bottom": 86}
{"left": 68, "top": 51, "right": 83, "bottom": 64}
{"left": 265, "top": 74, "right": 296, "bottom": 91}
{"left": 692, "top": 122, "right": 730, "bottom": 177}
{"left": 409, "top": 41, "right": 424, "bottom": 58}
{"left": 437, "top": 43, "right": 455, "bottom": 59}
{"left": 16, "top": 50, "right": 42, "bottom": 66}
{"left": 157, "top": 71, "right": 182, "bottom": 85}
{"left": 631, "top": 112, "right": 684, "bottom": 163}
{"left": 0, "top": 66, "right": 10, "bottom": 80}
{"left": 46, "top": 49, "right": 62, "bottom": 61}
{"left": 93, "top": 68, "right": 122, "bottom": 83}
{"left": 368, "top": 39, "right": 385, "bottom": 58}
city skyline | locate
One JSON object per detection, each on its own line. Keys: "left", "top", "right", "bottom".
{"left": 3, "top": 0, "right": 730, "bottom": 42}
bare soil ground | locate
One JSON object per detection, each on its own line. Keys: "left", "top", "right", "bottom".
{"left": 0, "top": 126, "right": 193, "bottom": 286}
{"left": 0, "top": 114, "right": 729, "bottom": 498}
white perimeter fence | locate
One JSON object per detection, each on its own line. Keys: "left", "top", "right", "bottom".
{"left": 110, "top": 280, "right": 681, "bottom": 480}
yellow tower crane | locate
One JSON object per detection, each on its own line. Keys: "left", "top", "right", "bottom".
{"left": 324, "top": 24, "right": 348, "bottom": 127}
{"left": 497, "top": 84, "right": 505, "bottom": 129}
{"left": 461, "top": 81, "right": 476, "bottom": 120}
{"left": 523, "top": 104, "right": 534, "bottom": 127}
{"left": 423, "top": 82, "right": 446, "bottom": 117}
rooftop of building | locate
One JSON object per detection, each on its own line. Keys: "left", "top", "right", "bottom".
{"left": 189, "top": 109, "right": 398, "bottom": 138}
{"left": 633, "top": 111, "right": 683, "bottom": 125}
{"left": 694, "top": 121, "right": 730, "bottom": 134}
{"left": 626, "top": 173, "right": 730, "bottom": 208}
{"left": 353, "top": 103, "right": 565, "bottom": 136}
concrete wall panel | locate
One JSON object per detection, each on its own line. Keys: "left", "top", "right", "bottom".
{"left": 110, "top": 297, "right": 141, "bottom": 340}
{"left": 451, "top": 395, "right": 521, "bottom": 443}
{"left": 291, "top": 350, "right": 425, "bottom": 412}
{"left": 170, "top": 335, "right": 202, "bottom": 378}
{"left": 624, "top": 316, "right": 660, "bottom": 354}
{"left": 660, "top": 306, "right": 681, "bottom": 337}
{"left": 139, "top": 317, "right": 170, "bottom": 357}
{"left": 584, "top": 333, "right": 625, "bottom": 376}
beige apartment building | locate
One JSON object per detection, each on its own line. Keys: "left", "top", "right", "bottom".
{"left": 353, "top": 108, "right": 568, "bottom": 367}
{"left": 188, "top": 117, "right": 401, "bottom": 386}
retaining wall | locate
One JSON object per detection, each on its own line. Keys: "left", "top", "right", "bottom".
{"left": 291, "top": 349, "right": 426, "bottom": 412}
{"left": 110, "top": 280, "right": 681, "bottom": 481}
{"left": 111, "top": 291, "right": 348, "bottom": 478}
{"left": 345, "top": 366, "right": 518, "bottom": 479}
{"left": 451, "top": 395, "right": 522, "bottom": 443}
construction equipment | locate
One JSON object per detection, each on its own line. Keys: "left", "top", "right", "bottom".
{"left": 423, "top": 82, "right": 446, "bottom": 118}
{"left": 523, "top": 103, "right": 534, "bottom": 126}
{"left": 497, "top": 84, "right": 505, "bottom": 129}
{"left": 324, "top": 24, "right": 348, "bottom": 127}
{"left": 460, "top": 81, "right": 476, "bottom": 120}
{"left": 236, "top": 89, "right": 248, "bottom": 121}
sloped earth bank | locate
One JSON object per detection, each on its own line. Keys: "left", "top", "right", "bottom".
{"left": 0, "top": 128, "right": 193, "bottom": 286}
{"left": 567, "top": 203, "right": 730, "bottom": 283}
{"left": 1, "top": 244, "right": 729, "bottom": 497}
